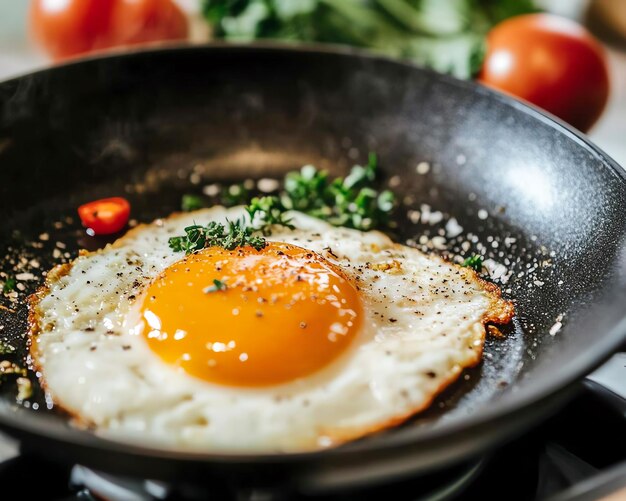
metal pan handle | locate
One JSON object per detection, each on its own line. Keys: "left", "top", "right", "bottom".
{"left": 583, "top": 353, "right": 626, "bottom": 417}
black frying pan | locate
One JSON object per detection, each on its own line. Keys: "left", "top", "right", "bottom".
{"left": 0, "top": 44, "right": 625, "bottom": 494}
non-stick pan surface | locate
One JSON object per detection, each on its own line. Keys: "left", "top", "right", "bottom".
{"left": 0, "top": 44, "right": 625, "bottom": 491}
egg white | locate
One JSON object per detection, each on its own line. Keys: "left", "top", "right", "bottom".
{"left": 30, "top": 206, "right": 512, "bottom": 452}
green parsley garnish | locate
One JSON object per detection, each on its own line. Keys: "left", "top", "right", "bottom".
{"left": 170, "top": 153, "right": 395, "bottom": 254}
{"left": 280, "top": 153, "right": 395, "bottom": 231}
{"left": 246, "top": 196, "right": 295, "bottom": 235}
{"left": 461, "top": 254, "right": 484, "bottom": 272}
{"left": 282, "top": 164, "right": 329, "bottom": 214}
{"left": 203, "top": 279, "right": 228, "bottom": 293}
{"left": 2, "top": 277, "right": 16, "bottom": 294}
{"left": 168, "top": 220, "right": 266, "bottom": 255}
{"left": 181, "top": 194, "right": 205, "bottom": 212}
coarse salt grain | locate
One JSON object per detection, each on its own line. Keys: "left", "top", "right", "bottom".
{"left": 203, "top": 184, "right": 220, "bottom": 197}
{"left": 445, "top": 218, "right": 463, "bottom": 238}
{"left": 416, "top": 162, "right": 430, "bottom": 175}
{"left": 427, "top": 211, "right": 444, "bottom": 225}
{"left": 408, "top": 210, "right": 421, "bottom": 224}
{"left": 549, "top": 314, "right": 564, "bottom": 336}
{"left": 388, "top": 175, "right": 401, "bottom": 188}
{"left": 431, "top": 236, "right": 447, "bottom": 250}
{"left": 257, "top": 178, "right": 280, "bottom": 193}
{"left": 549, "top": 322, "right": 562, "bottom": 336}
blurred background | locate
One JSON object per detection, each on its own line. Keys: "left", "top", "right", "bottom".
{"left": 0, "top": 0, "right": 624, "bottom": 164}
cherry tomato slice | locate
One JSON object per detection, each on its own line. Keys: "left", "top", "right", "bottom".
{"left": 78, "top": 197, "right": 131, "bottom": 235}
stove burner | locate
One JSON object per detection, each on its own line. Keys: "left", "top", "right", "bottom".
{"left": 69, "top": 459, "right": 485, "bottom": 501}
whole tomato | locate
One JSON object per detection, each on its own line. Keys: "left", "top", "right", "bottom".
{"left": 479, "top": 14, "right": 610, "bottom": 132}
{"left": 110, "top": 0, "right": 189, "bottom": 46}
{"left": 30, "top": 0, "right": 188, "bottom": 61}
{"left": 30, "top": 0, "right": 116, "bottom": 60}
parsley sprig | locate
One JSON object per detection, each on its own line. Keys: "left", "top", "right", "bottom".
{"left": 246, "top": 196, "right": 295, "bottom": 235}
{"left": 168, "top": 220, "right": 266, "bottom": 255}
{"left": 461, "top": 254, "right": 484, "bottom": 272}
{"left": 171, "top": 153, "right": 395, "bottom": 254}
{"left": 2, "top": 277, "right": 16, "bottom": 294}
{"left": 281, "top": 153, "right": 395, "bottom": 231}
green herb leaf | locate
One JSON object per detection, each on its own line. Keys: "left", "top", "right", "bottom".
{"left": 171, "top": 152, "right": 395, "bottom": 256}
{"left": 343, "top": 152, "right": 377, "bottom": 189}
{"left": 169, "top": 219, "right": 267, "bottom": 255}
{"left": 279, "top": 153, "right": 395, "bottom": 231}
{"left": 2, "top": 277, "right": 16, "bottom": 294}
{"left": 181, "top": 194, "right": 206, "bottom": 212}
{"left": 461, "top": 254, "right": 484, "bottom": 272}
{"left": 201, "top": 0, "right": 539, "bottom": 79}
{"left": 283, "top": 164, "right": 329, "bottom": 214}
{"left": 204, "top": 278, "right": 228, "bottom": 293}
{"left": 246, "top": 196, "right": 295, "bottom": 235}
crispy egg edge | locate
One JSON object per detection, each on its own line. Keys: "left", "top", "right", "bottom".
{"left": 27, "top": 210, "right": 515, "bottom": 448}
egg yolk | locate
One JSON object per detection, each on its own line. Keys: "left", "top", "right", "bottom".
{"left": 139, "top": 243, "right": 362, "bottom": 387}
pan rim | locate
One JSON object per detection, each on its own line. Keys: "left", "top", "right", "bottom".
{"left": 0, "top": 42, "right": 625, "bottom": 466}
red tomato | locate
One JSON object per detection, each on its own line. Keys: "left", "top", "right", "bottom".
{"left": 110, "top": 0, "right": 188, "bottom": 46}
{"left": 30, "top": 0, "right": 188, "bottom": 61}
{"left": 78, "top": 197, "right": 131, "bottom": 235}
{"left": 30, "top": 0, "right": 116, "bottom": 60}
{"left": 479, "top": 14, "right": 610, "bottom": 132}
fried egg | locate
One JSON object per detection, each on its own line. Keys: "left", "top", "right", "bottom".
{"left": 29, "top": 207, "right": 513, "bottom": 452}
